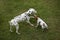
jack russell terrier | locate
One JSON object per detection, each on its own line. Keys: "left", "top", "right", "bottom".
{"left": 34, "top": 15, "right": 48, "bottom": 31}
{"left": 9, "top": 8, "right": 37, "bottom": 34}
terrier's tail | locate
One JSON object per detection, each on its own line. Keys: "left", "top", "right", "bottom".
{"left": 43, "top": 23, "right": 48, "bottom": 29}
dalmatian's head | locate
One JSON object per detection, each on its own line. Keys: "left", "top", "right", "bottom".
{"left": 28, "top": 8, "right": 37, "bottom": 15}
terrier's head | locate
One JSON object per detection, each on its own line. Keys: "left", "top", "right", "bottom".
{"left": 34, "top": 15, "right": 38, "bottom": 20}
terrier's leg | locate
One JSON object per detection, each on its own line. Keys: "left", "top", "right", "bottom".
{"left": 45, "top": 23, "right": 48, "bottom": 29}
{"left": 41, "top": 25, "right": 45, "bottom": 31}
{"left": 35, "top": 22, "right": 39, "bottom": 27}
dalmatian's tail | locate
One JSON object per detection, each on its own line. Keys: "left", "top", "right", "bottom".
{"left": 9, "top": 21, "right": 12, "bottom": 26}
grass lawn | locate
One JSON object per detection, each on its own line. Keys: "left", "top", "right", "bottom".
{"left": 0, "top": 0, "right": 60, "bottom": 40}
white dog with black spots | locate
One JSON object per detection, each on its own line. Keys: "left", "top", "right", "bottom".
{"left": 9, "top": 8, "right": 37, "bottom": 34}
{"left": 34, "top": 15, "right": 48, "bottom": 31}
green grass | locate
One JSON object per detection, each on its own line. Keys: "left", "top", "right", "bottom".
{"left": 0, "top": 0, "right": 60, "bottom": 40}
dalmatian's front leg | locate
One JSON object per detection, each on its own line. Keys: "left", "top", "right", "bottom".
{"left": 26, "top": 17, "right": 34, "bottom": 26}
{"left": 26, "top": 21, "right": 34, "bottom": 26}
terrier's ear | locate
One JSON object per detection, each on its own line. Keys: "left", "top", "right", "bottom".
{"left": 34, "top": 15, "right": 38, "bottom": 17}
{"left": 34, "top": 15, "right": 38, "bottom": 20}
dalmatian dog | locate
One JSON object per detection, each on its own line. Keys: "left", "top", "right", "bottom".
{"left": 9, "top": 8, "right": 37, "bottom": 34}
{"left": 34, "top": 15, "right": 48, "bottom": 31}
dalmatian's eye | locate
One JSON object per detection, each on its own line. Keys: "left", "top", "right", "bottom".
{"left": 29, "top": 11, "right": 32, "bottom": 13}
{"left": 29, "top": 11, "right": 30, "bottom": 12}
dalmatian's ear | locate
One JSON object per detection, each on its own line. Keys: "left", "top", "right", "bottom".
{"left": 29, "top": 11, "right": 32, "bottom": 14}
{"left": 29, "top": 11, "right": 31, "bottom": 13}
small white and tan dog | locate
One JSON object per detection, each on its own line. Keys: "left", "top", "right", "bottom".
{"left": 34, "top": 15, "right": 48, "bottom": 31}
{"left": 9, "top": 8, "right": 37, "bottom": 34}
